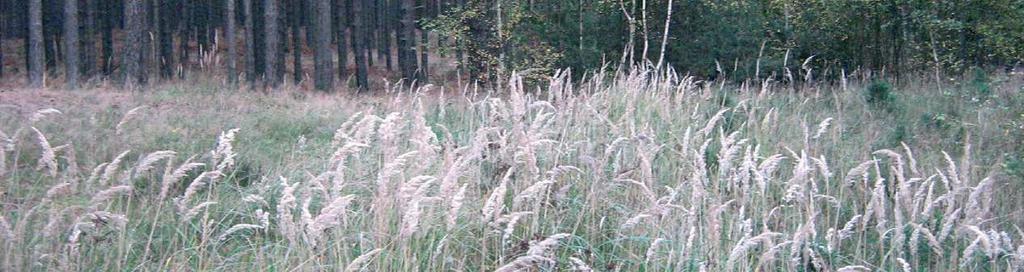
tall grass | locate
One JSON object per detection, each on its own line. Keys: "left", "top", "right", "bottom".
{"left": 0, "top": 68, "right": 1022, "bottom": 271}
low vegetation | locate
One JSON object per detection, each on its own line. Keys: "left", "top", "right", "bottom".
{"left": 1, "top": 69, "right": 1022, "bottom": 271}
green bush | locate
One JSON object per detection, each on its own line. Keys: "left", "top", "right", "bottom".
{"left": 865, "top": 79, "right": 897, "bottom": 110}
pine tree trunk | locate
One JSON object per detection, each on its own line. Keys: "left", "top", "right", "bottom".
{"left": 264, "top": 0, "right": 281, "bottom": 87}
{"left": 159, "top": 0, "right": 174, "bottom": 79}
{"left": 313, "top": 0, "right": 334, "bottom": 91}
{"left": 102, "top": 0, "right": 114, "bottom": 75}
{"left": 377, "top": 0, "right": 389, "bottom": 70}
{"left": 64, "top": 0, "right": 80, "bottom": 88}
{"left": 418, "top": 0, "right": 428, "bottom": 83}
{"left": 366, "top": 0, "right": 375, "bottom": 67}
{"left": 124, "top": 0, "right": 149, "bottom": 87}
{"left": 196, "top": 0, "right": 209, "bottom": 54}
{"left": 227, "top": 0, "right": 238, "bottom": 84}
{"left": 81, "top": 0, "right": 97, "bottom": 77}
{"left": 335, "top": 0, "right": 349, "bottom": 79}
{"left": 419, "top": 23, "right": 428, "bottom": 83}
{"left": 28, "top": 0, "right": 44, "bottom": 87}
{"left": 244, "top": 0, "right": 257, "bottom": 83}
{"left": 291, "top": 0, "right": 303, "bottom": 83}
{"left": 399, "top": 0, "right": 416, "bottom": 83}
{"left": 180, "top": 0, "right": 192, "bottom": 77}
{"left": 351, "top": 0, "right": 368, "bottom": 90}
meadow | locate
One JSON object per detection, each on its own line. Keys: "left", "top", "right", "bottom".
{"left": 1, "top": 68, "right": 1023, "bottom": 271}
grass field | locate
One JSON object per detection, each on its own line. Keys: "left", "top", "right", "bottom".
{"left": 1, "top": 69, "right": 1023, "bottom": 271}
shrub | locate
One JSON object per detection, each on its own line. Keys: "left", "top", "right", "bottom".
{"left": 865, "top": 79, "right": 897, "bottom": 110}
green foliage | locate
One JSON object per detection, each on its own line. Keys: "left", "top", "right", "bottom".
{"left": 865, "top": 79, "right": 897, "bottom": 110}
{"left": 430, "top": 0, "right": 1024, "bottom": 80}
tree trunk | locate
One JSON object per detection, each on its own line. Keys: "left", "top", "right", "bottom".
{"left": 180, "top": 0, "right": 192, "bottom": 77}
{"left": 335, "top": 0, "right": 349, "bottom": 79}
{"left": 64, "top": 0, "right": 80, "bottom": 88}
{"left": 399, "top": 0, "right": 416, "bottom": 83}
{"left": 291, "top": 0, "right": 303, "bottom": 83}
{"left": 227, "top": 0, "right": 238, "bottom": 84}
{"left": 264, "top": 0, "right": 281, "bottom": 87}
{"left": 196, "top": 0, "right": 210, "bottom": 55}
{"left": 102, "top": 0, "right": 114, "bottom": 75}
{"left": 244, "top": 0, "right": 257, "bottom": 83}
{"left": 313, "top": 0, "right": 334, "bottom": 91}
{"left": 124, "top": 0, "right": 149, "bottom": 87}
{"left": 28, "top": 0, "right": 44, "bottom": 87}
{"left": 419, "top": 6, "right": 428, "bottom": 84}
{"left": 159, "top": 0, "right": 174, "bottom": 79}
{"left": 379, "top": 0, "right": 392, "bottom": 70}
{"left": 351, "top": 0, "right": 368, "bottom": 90}
{"left": 81, "top": 0, "right": 97, "bottom": 77}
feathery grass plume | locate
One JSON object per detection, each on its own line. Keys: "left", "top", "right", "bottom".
{"left": 400, "top": 179, "right": 438, "bottom": 240}
{"left": 114, "top": 106, "right": 146, "bottom": 135}
{"left": 376, "top": 112, "right": 404, "bottom": 159}
{"left": 716, "top": 131, "right": 746, "bottom": 178}
{"left": 909, "top": 223, "right": 943, "bottom": 257}
{"left": 377, "top": 151, "right": 420, "bottom": 190}
{"left": 500, "top": 212, "right": 533, "bottom": 242}
{"left": 727, "top": 232, "right": 782, "bottom": 270}
{"left": 837, "top": 215, "right": 862, "bottom": 241}
{"left": 217, "top": 224, "right": 264, "bottom": 241}
{"left": 306, "top": 195, "right": 355, "bottom": 245}
{"left": 29, "top": 108, "right": 62, "bottom": 123}
{"left": 836, "top": 265, "right": 871, "bottom": 272}
{"left": 84, "top": 162, "right": 109, "bottom": 189}
{"left": 446, "top": 184, "right": 467, "bottom": 231}
{"left": 277, "top": 177, "right": 300, "bottom": 245}
{"left": 348, "top": 114, "right": 383, "bottom": 144}
{"left": 937, "top": 208, "right": 961, "bottom": 243}
{"left": 512, "top": 179, "right": 555, "bottom": 210}
{"left": 211, "top": 128, "right": 240, "bottom": 170}
{"left": 569, "top": 257, "right": 594, "bottom": 272}
{"left": 181, "top": 201, "right": 218, "bottom": 221}
{"left": 620, "top": 213, "right": 653, "bottom": 230}
{"left": 965, "top": 176, "right": 996, "bottom": 224}
{"left": 89, "top": 185, "right": 133, "bottom": 208}
{"left": 31, "top": 127, "right": 59, "bottom": 176}
{"left": 941, "top": 151, "right": 962, "bottom": 187}
{"left": 42, "top": 182, "right": 75, "bottom": 206}
{"left": 159, "top": 158, "right": 204, "bottom": 201}
{"left": 528, "top": 233, "right": 573, "bottom": 256}
{"left": 843, "top": 160, "right": 876, "bottom": 186}
{"left": 644, "top": 238, "right": 666, "bottom": 264}
{"left": 700, "top": 108, "right": 730, "bottom": 137}
{"left": 811, "top": 155, "right": 833, "bottom": 180}
{"left": 398, "top": 175, "right": 437, "bottom": 202}
{"left": 495, "top": 255, "right": 555, "bottom": 272}
{"left": 331, "top": 112, "right": 365, "bottom": 146}
{"left": 85, "top": 211, "right": 129, "bottom": 229}
{"left": 99, "top": 150, "right": 132, "bottom": 185}
{"left": 175, "top": 171, "right": 223, "bottom": 214}
{"left": 344, "top": 248, "right": 384, "bottom": 272}
{"left": 483, "top": 167, "right": 515, "bottom": 223}
{"left": 964, "top": 226, "right": 996, "bottom": 259}
{"left": 783, "top": 151, "right": 811, "bottom": 204}
{"left": 811, "top": 117, "right": 833, "bottom": 139}
{"left": 134, "top": 150, "right": 176, "bottom": 176}
{"left": 901, "top": 142, "right": 920, "bottom": 176}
